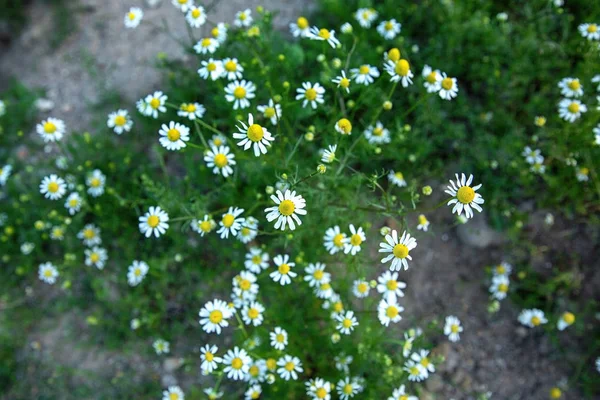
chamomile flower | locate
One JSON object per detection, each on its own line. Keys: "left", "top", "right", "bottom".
{"left": 445, "top": 173, "right": 484, "bottom": 219}
{"left": 308, "top": 26, "right": 341, "bottom": 48}
{"left": 78, "top": 224, "right": 101, "bottom": 246}
{"left": 223, "top": 347, "right": 251, "bottom": 380}
{"left": 323, "top": 225, "right": 346, "bottom": 254}
{"left": 444, "top": 316, "right": 463, "bottom": 342}
{"left": 335, "top": 118, "right": 353, "bottom": 135}
{"left": 172, "top": 0, "right": 193, "bottom": 12}
{"left": 350, "top": 279, "right": 369, "bottom": 298}
{"left": 245, "top": 385, "right": 262, "bottom": 400}
{"left": 233, "top": 271, "right": 259, "bottom": 300}
{"left": 233, "top": 113, "right": 275, "bottom": 156}
{"left": 351, "top": 64, "right": 380, "bottom": 85}
{"left": 296, "top": 81, "right": 326, "bottom": 109}
{"left": 270, "top": 327, "right": 288, "bottom": 350}
{"left": 385, "top": 59, "right": 413, "bottom": 87}
{"left": 257, "top": 99, "right": 282, "bottom": 126}
{"left": 439, "top": 73, "right": 459, "bottom": 100}
{"left": 162, "top": 386, "right": 184, "bottom": 400}
{"left": 306, "top": 378, "right": 332, "bottom": 399}
{"left": 85, "top": 246, "right": 108, "bottom": 269}
{"left": 522, "top": 146, "right": 544, "bottom": 165}
{"left": 221, "top": 58, "right": 244, "bottom": 80}
{"left": 194, "top": 37, "right": 220, "bottom": 54}
{"left": 388, "top": 385, "right": 418, "bottom": 400}
{"left": 107, "top": 109, "right": 133, "bottom": 134}
{"left": 21, "top": 242, "right": 34, "bottom": 255}
{"left": 86, "top": 169, "right": 106, "bottom": 197}
{"left": 237, "top": 216, "right": 258, "bottom": 243}
{"left": 127, "top": 260, "right": 149, "bottom": 286}
{"left": 354, "top": 8, "right": 378, "bottom": 28}
{"left": 191, "top": 215, "right": 215, "bottom": 237}
{"left": 335, "top": 311, "right": 359, "bottom": 335}
{"left": 204, "top": 388, "right": 224, "bottom": 399}
{"left": 404, "top": 360, "right": 426, "bottom": 382}
{"left": 64, "top": 192, "right": 82, "bottom": 215}
{"left": 40, "top": 174, "right": 66, "bottom": 200}
{"left": 210, "top": 22, "right": 228, "bottom": 42}
{"left": 199, "top": 299, "right": 233, "bottom": 334}
{"left": 198, "top": 59, "right": 225, "bottom": 81}
{"left": 246, "top": 359, "right": 267, "bottom": 383}
{"left": 557, "top": 312, "right": 575, "bottom": 331}
{"left": 50, "top": 226, "right": 65, "bottom": 241}
{"left": 277, "top": 355, "right": 303, "bottom": 380}
{"left": 576, "top": 167, "right": 589, "bottom": 182}
{"left": 518, "top": 308, "right": 548, "bottom": 328}
{"left": 139, "top": 206, "right": 169, "bottom": 238}
{"left": 264, "top": 189, "right": 307, "bottom": 231}
{"left": 159, "top": 121, "right": 190, "bottom": 151}
{"left": 379, "top": 230, "right": 417, "bottom": 271}
{"left": 422, "top": 65, "right": 442, "bottom": 93}
{"left": 0, "top": 164, "right": 11, "bottom": 186}
{"left": 290, "top": 16, "right": 311, "bottom": 38}
{"left": 378, "top": 298, "right": 404, "bottom": 326}
{"left": 315, "top": 282, "right": 334, "bottom": 299}
{"left": 245, "top": 247, "right": 270, "bottom": 273}
{"left": 270, "top": 254, "right": 297, "bottom": 285}
{"left": 234, "top": 8, "right": 253, "bottom": 27}
{"left": 364, "top": 121, "right": 390, "bottom": 144}
{"left": 558, "top": 77, "right": 584, "bottom": 97}
{"left": 142, "top": 91, "right": 167, "bottom": 118}
{"left": 39, "top": 262, "right": 59, "bottom": 284}
{"left": 413, "top": 351, "right": 435, "bottom": 374}
{"left": 332, "top": 70, "right": 351, "bottom": 93}
{"left": 579, "top": 23, "right": 600, "bottom": 40}
{"left": 304, "top": 262, "right": 330, "bottom": 288}
{"left": 402, "top": 332, "right": 415, "bottom": 357}
{"left": 242, "top": 301, "right": 265, "bottom": 326}
{"left": 217, "top": 207, "right": 245, "bottom": 238}
{"left": 153, "top": 339, "right": 170, "bottom": 355}
{"left": 490, "top": 275, "right": 510, "bottom": 300}
{"left": 36, "top": 117, "right": 65, "bottom": 142}
{"left": 388, "top": 170, "right": 407, "bottom": 187}
{"left": 559, "top": 98, "right": 587, "bottom": 122}
{"left": 340, "top": 22, "right": 353, "bottom": 34}
{"left": 209, "top": 133, "right": 228, "bottom": 147}
{"left": 336, "top": 377, "right": 360, "bottom": 400}
{"left": 376, "top": 271, "right": 406, "bottom": 301}
{"left": 417, "top": 214, "right": 430, "bottom": 231}
{"left": 377, "top": 19, "right": 401, "bottom": 40}
{"left": 124, "top": 7, "right": 143, "bottom": 28}
{"left": 205, "top": 145, "right": 236, "bottom": 177}
{"left": 493, "top": 261, "right": 512, "bottom": 277}
{"left": 225, "top": 80, "right": 256, "bottom": 110}
{"left": 321, "top": 145, "right": 337, "bottom": 164}
{"left": 177, "top": 102, "right": 206, "bottom": 120}
{"left": 186, "top": 5, "right": 206, "bottom": 28}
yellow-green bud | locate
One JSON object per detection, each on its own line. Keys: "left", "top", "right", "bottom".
{"left": 317, "top": 164, "right": 326, "bottom": 174}
{"left": 422, "top": 186, "right": 433, "bottom": 196}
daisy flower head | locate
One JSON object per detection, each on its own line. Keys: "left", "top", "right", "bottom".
{"left": 490, "top": 274, "right": 510, "bottom": 300}
{"left": 336, "top": 377, "right": 360, "bottom": 400}
{"left": 245, "top": 385, "right": 262, "bottom": 400}
{"left": 233, "top": 271, "right": 259, "bottom": 300}
{"left": 323, "top": 225, "right": 346, "bottom": 254}
{"left": 191, "top": 215, "right": 215, "bottom": 237}
{"left": 124, "top": 7, "right": 143, "bottom": 29}
{"left": 0, "top": 164, "right": 12, "bottom": 186}
{"left": 198, "top": 59, "right": 224, "bottom": 81}
{"left": 332, "top": 70, "right": 351, "bottom": 93}
{"left": 265, "top": 189, "right": 307, "bottom": 231}
{"left": 50, "top": 226, "right": 65, "bottom": 241}
{"left": 86, "top": 169, "right": 106, "bottom": 197}
{"left": 172, "top": 0, "right": 193, "bottom": 12}
{"left": 321, "top": 145, "right": 337, "bottom": 164}
{"left": 558, "top": 77, "right": 584, "bottom": 98}
{"left": 245, "top": 247, "right": 270, "bottom": 273}
{"left": 445, "top": 173, "right": 484, "bottom": 219}
{"left": 364, "top": 121, "right": 390, "bottom": 144}
{"left": 336, "top": 311, "right": 359, "bottom": 335}
{"left": 162, "top": 386, "right": 184, "bottom": 400}
{"left": 557, "top": 312, "right": 575, "bottom": 331}
{"left": 270, "top": 326, "right": 288, "bottom": 350}
{"left": 404, "top": 360, "right": 426, "bottom": 382}
{"left": 579, "top": 23, "right": 600, "bottom": 40}
{"left": 444, "top": 315, "right": 463, "bottom": 342}
{"left": 315, "top": 282, "right": 334, "bottom": 299}
{"left": 558, "top": 98, "right": 587, "bottom": 122}
{"left": 577, "top": 167, "right": 590, "bottom": 182}
{"left": 522, "top": 146, "right": 544, "bottom": 165}
{"left": 290, "top": 16, "right": 310, "bottom": 37}
{"left": 378, "top": 298, "right": 404, "bottom": 326}
{"left": 306, "top": 378, "right": 332, "bottom": 399}
{"left": 354, "top": 8, "right": 378, "bottom": 28}
{"left": 85, "top": 246, "right": 108, "bottom": 269}
{"left": 234, "top": 8, "right": 253, "bottom": 27}
{"left": 376, "top": 271, "right": 406, "bottom": 301}
{"left": 205, "top": 145, "right": 236, "bottom": 177}
{"left": 107, "top": 109, "right": 133, "bottom": 134}
{"left": 204, "top": 388, "right": 223, "bottom": 399}
{"left": 142, "top": 91, "right": 167, "bottom": 118}
{"left": 402, "top": 332, "right": 415, "bottom": 357}
{"left": 596, "top": 357, "right": 600, "bottom": 373}
{"left": 340, "top": 22, "right": 353, "bottom": 34}
{"left": 439, "top": 73, "right": 459, "bottom": 100}
{"left": 379, "top": 229, "right": 417, "bottom": 271}
{"left": 385, "top": 59, "right": 413, "bottom": 87}
{"left": 237, "top": 216, "right": 258, "bottom": 243}
{"left": 39, "top": 262, "right": 59, "bottom": 284}
{"left": 493, "top": 261, "right": 512, "bottom": 277}
{"left": 417, "top": 214, "right": 430, "bottom": 231}
{"left": 217, "top": 207, "right": 245, "bottom": 239}
{"left": 352, "top": 279, "right": 370, "bottom": 298}
{"left": 159, "top": 121, "right": 190, "bottom": 151}
{"left": 194, "top": 37, "right": 220, "bottom": 54}
{"left": 343, "top": 224, "right": 365, "bottom": 255}
{"left": 211, "top": 22, "right": 228, "bottom": 42}
{"left": 304, "top": 262, "right": 330, "bottom": 288}
{"left": 78, "top": 223, "right": 101, "bottom": 246}
{"left": 270, "top": 254, "right": 297, "bottom": 285}
{"left": 127, "top": 260, "right": 149, "bottom": 286}
{"left": 388, "top": 385, "right": 418, "bottom": 400}
{"left": 40, "top": 174, "right": 66, "bottom": 200}
{"left": 199, "top": 299, "right": 233, "bottom": 334}
{"left": 153, "top": 339, "right": 170, "bottom": 355}
{"left": 200, "top": 344, "right": 223, "bottom": 374}
{"left": 232, "top": 113, "right": 274, "bottom": 156}
{"left": 335, "top": 118, "right": 353, "bottom": 136}
{"left": 221, "top": 57, "right": 245, "bottom": 80}
{"left": 377, "top": 19, "right": 401, "bottom": 40}
{"left": 186, "top": 5, "right": 206, "bottom": 28}
{"left": 422, "top": 65, "right": 442, "bottom": 93}
{"left": 139, "top": 206, "right": 169, "bottom": 238}
{"left": 242, "top": 301, "right": 265, "bottom": 326}
{"left": 209, "top": 133, "right": 227, "bottom": 147}
{"left": 308, "top": 26, "right": 341, "bottom": 48}
{"left": 64, "top": 192, "right": 82, "bottom": 215}
{"left": 519, "top": 308, "right": 548, "bottom": 328}
{"left": 36, "top": 117, "right": 65, "bottom": 142}
{"left": 351, "top": 64, "right": 380, "bottom": 85}
{"left": 277, "top": 355, "right": 303, "bottom": 380}
{"left": 177, "top": 102, "right": 205, "bottom": 120}
{"left": 223, "top": 347, "right": 251, "bottom": 380}
{"left": 225, "top": 80, "right": 256, "bottom": 110}
{"left": 296, "top": 81, "right": 326, "bottom": 109}
{"left": 388, "top": 170, "right": 407, "bottom": 187}
{"left": 257, "top": 99, "right": 282, "bottom": 126}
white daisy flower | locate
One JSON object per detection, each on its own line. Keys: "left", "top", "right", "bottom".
{"left": 558, "top": 77, "right": 584, "bottom": 97}
{"left": 217, "top": 207, "right": 245, "bottom": 239}
{"left": 198, "top": 59, "right": 225, "bottom": 81}
{"left": 39, "top": 262, "right": 59, "bottom": 284}
{"left": 233, "top": 270, "right": 259, "bottom": 300}
{"left": 36, "top": 117, "right": 65, "bottom": 142}
{"left": 244, "top": 247, "right": 269, "bottom": 273}
{"left": 270, "top": 254, "right": 297, "bottom": 285}
{"left": 204, "top": 145, "right": 236, "bottom": 178}
{"left": 323, "top": 225, "right": 346, "bottom": 254}
{"left": 296, "top": 81, "right": 326, "bottom": 109}
{"left": 334, "top": 355, "right": 353, "bottom": 374}
{"left": 159, "top": 121, "right": 190, "bottom": 151}
{"left": 225, "top": 80, "right": 256, "bottom": 110}
{"left": 444, "top": 315, "right": 463, "bottom": 342}
{"left": 340, "top": 22, "right": 353, "bottom": 34}
{"left": 127, "top": 260, "right": 149, "bottom": 286}
{"left": 490, "top": 274, "right": 510, "bottom": 300}
{"left": 186, "top": 5, "right": 206, "bottom": 28}
{"left": 351, "top": 64, "right": 380, "bottom": 85}
{"left": 377, "top": 19, "right": 401, "bottom": 40}
{"left": 417, "top": 214, "right": 430, "bottom": 232}
{"left": 579, "top": 23, "right": 600, "bottom": 40}
{"left": 518, "top": 308, "right": 548, "bottom": 328}
{"left": 234, "top": 8, "right": 253, "bottom": 27}
{"left": 388, "top": 170, "right": 407, "bottom": 187}
{"left": 364, "top": 121, "right": 390, "bottom": 144}
{"left": 172, "top": 0, "right": 193, "bottom": 12}
{"left": 576, "top": 167, "right": 589, "bottom": 182}
{"left": 0, "top": 164, "right": 12, "bottom": 186}
{"left": 332, "top": 70, "right": 351, "bottom": 93}
{"left": 384, "top": 59, "right": 413, "bottom": 87}
{"left": 422, "top": 65, "right": 442, "bottom": 93}
{"left": 493, "top": 261, "right": 512, "bottom": 277}
{"left": 336, "top": 377, "right": 361, "bottom": 400}
{"left": 85, "top": 246, "right": 108, "bottom": 269}
{"left": 50, "top": 226, "right": 65, "bottom": 241}
{"left": 352, "top": 279, "right": 370, "bottom": 298}
{"left": 445, "top": 173, "right": 484, "bottom": 219}
{"left": 245, "top": 385, "right": 262, "bottom": 400}
{"left": 378, "top": 298, "right": 404, "bottom": 326}
{"left": 558, "top": 98, "right": 587, "bottom": 122}
{"left": 222, "top": 57, "right": 244, "bottom": 80}
{"left": 412, "top": 350, "right": 435, "bottom": 376}
{"left": 265, "top": 189, "right": 307, "bottom": 231}
{"left": 223, "top": 347, "right": 252, "bottom": 380}
{"left": 304, "top": 262, "right": 330, "bottom": 288}
{"left": 124, "top": 7, "right": 143, "bottom": 29}
{"left": 321, "top": 145, "right": 337, "bottom": 164}
{"left": 20, "top": 242, "right": 34, "bottom": 255}
{"left": 277, "top": 355, "right": 303, "bottom": 380}
{"left": 177, "top": 102, "right": 205, "bottom": 120}
{"left": 200, "top": 344, "right": 222, "bottom": 374}
{"left": 153, "top": 339, "right": 170, "bottom": 355}
{"left": 209, "top": 133, "right": 228, "bottom": 147}
{"left": 242, "top": 301, "right": 265, "bottom": 326}
{"left": 376, "top": 271, "right": 406, "bottom": 301}
{"left": 306, "top": 378, "right": 332, "bottom": 399}
{"left": 335, "top": 311, "right": 359, "bottom": 335}
{"left": 402, "top": 332, "right": 415, "bottom": 357}
{"left": 64, "top": 192, "right": 82, "bottom": 215}
{"left": 78, "top": 224, "right": 101, "bottom": 247}
{"left": 142, "top": 91, "right": 167, "bottom": 118}
{"left": 237, "top": 216, "right": 258, "bottom": 243}
{"left": 404, "top": 359, "right": 426, "bottom": 382}
{"left": 439, "top": 73, "right": 459, "bottom": 100}
{"left": 40, "top": 174, "right": 66, "bottom": 200}
{"left": 203, "top": 388, "right": 223, "bottom": 399}
{"left": 557, "top": 312, "right": 575, "bottom": 331}
{"left": 335, "top": 118, "right": 353, "bottom": 135}
{"left": 270, "top": 326, "right": 288, "bottom": 350}
{"left": 162, "top": 386, "right": 184, "bottom": 400}
{"left": 86, "top": 169, "right": 106, "bottom": 197}
{"left": 107, "top": 109, "right": 133, "bottom": 134}
{"left": 257, "top": 99, "right": 282, "bottom": 126}
{"left": 379, "top": 229, "right": 417, "bottom": 271}
{"left": 522, "top": 146, "right": 544, "bottom": 165}
{"left": 191, "top": 215, "right": 215, "bottom": 237}
{"left": 314, "top": 282, "right": 334, "bottom": 299}
{"left": 233, "top": 113, "right": 275, "bottom": 156}
{"left": 354, "top": 8, "right": 378, "bottom": 28}
{"left": 199, "top": 299, "right": 233, "bottom": 334}
{"left": 308, "top": 27, "right": 340, "bottom": 48}
{"left": 210, "top": 22, "right": 228, "bottom": 42}
{"left": 194, "top": 37, "right": 220, "bottom": 54}
{"left": 290, "top": 16, "right": 311, "bottom": 37}
{"left": 139, "top": 206, "right": 169, "bottom": 238}
{"left": 388, "top": 385, "right": 417, "bottom": 400}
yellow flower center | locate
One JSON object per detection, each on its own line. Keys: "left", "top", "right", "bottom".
{"left": 388, "top": 48, "right": 400, "bottom": 62}
{"left": 278, "top": 199, "right": 295, "bottom": 216}
{"left": 359, "top": 65, "right": 370, "bottom": 75}
{"left": 247, "top": 365, "right": 259, "bottom": 377}
{"left": 588, "top": 24, "right": 598, "bottom": 33}
{"left": 550, "top": 388, "right": 562, "bottom": 399}
{"left": 203, "top": 351, "right": 214, "bottom": 362}
{"left": 498, "top": 283, "right": 508, "bottom": 293}
{"left": 400, "top": 396, "right": 409, "bottom": 400}
{"left": 385, "top": 21, "right": 394, "bottom": 31}
{"left": 457, "top": 186, "right": 475, "bottom": 204}
{"left": 305, "top": 88, "right": 317, "bottom": 101}
{"left": 410, "top": 366, "right": 420, "bottom": 375}
{"left": 418, "top": 215, "right": 428, "bottom": 225}
{"left": 231, "top": 357, "right": 243, "bottom": 369}
{"left": 297, "top": 17, "right": 308, "bottom": 29}
{"left": 357, "top": 282, "right": 368, "bottom": 293}
{"left": 340, "top": 77, "right": 350, "bottom": 88}
{"left": 207, "top": 62, "right": 217, "bottom": 71}
{"left": 83, "top": 229, "right": 95, "bottom": 239}
{"left": 233, "top": 86, "right": 246, "bottom": 99}
{"left": 222, "top": 214, "right": 235, "bottom": 228}
{"left": 200, "top": 220, "right": 212, "bottom": 232}
{"left": 69, "top": 199, "right": 79, "bottom": 207}
{"left": 251, "top": 255, "right": 262, "bottom": 264}
{"left": 114, "top": 115, "right": 126, "bottom": 126}
{"left": 201, "top": 38, "right": 212, "bottom": 47}
{"left": 225, "top": 60, "right": 237, "bottom": 72}
{"left": 531, "top": 316, "right": 541, "bottom": 326}
{"left": 334, "top": 302, "right": 343, "bottom": 313}
{"left": 248, "top": 308, "right": 259, "bottom": 319}
{"left": 318, "top": 28, "right": 330, "bottom": 40}
{"left": 239, "top": 279, "right": 251, "bottom": 291}
{"left": 211, "top": 27, "right": 219, "bottom": 37}
{"left": 43, "top": 121, "right": 57, "bottom": 133}
{"left": 442, "top": 77, "right": 454, "bottom": 90}
{"left": 284, "top": 361, "right": 295, "bottom": 372}
{"left": 496, "top": 265, "right": 505, "bottom": 274}
{"left": 241, "top": 227, "right": 251, "bottom": 236}
{"left": 386, "top": 280, "right": 398, "bottom": 290}
{"left": 178, "top": 0, "right": 187, "bottom": 4}
{"left": 266, "top": 358, "right": 276, "bottom": 370}
{"left": 185, "top": 104, "right": 196, "bottom": 113}
{"left": 451, "top": 324, "right": 459, "bottom": 333}
{"left": 213, "top": 137, "right": 223, "bottom": 146}
{"left": 320, "top": 283, "right": 331, "bottom": 291}
{"left": 90, "top": 253, "right": 99, "bottom": 263}
{"left": 426, "top": 71, "right": 438, "bottom": 83}
{"left": 239, "top": 12, "right": 247, "bottom": 21}
{"left": 313, "top": 269, "right": 324, "bottom": 280}
{"left": 373, "top": 127, "right": 383, "bottom": 136}
{"left": 563, "top": 312, "right": 575, "bottom": 324}
{"left": 568, "top": 80, "right": 581, "bottom": 90}
{"left": 420, "top": 357, "right": 430, "bottom": 367}
{"left": 247, "top": 124, "right": 264, "bottom": 142}
{"left": 52, "top": 228, "right": 63, "bottom": 237}
{"left": 567, "top": 102, "right": 580, "bottom": 113}
{"left": 316, "top": 388, "right": 327, "bottom": 399}
{"left": 209, "top": 310, "right": 223, "bottom": 324}
{"left": 264, "top": 107, "right": 276, "bottom": 118}
{"left": 47, "top": 182, "right": 59, "bottom": 193}
{"left": 337, "top": 118, "right": 352, "bottom": 134}
{"left": 386, "top": 306, "right": 399, "bottom": 318}
{"left": 90, "top": 178, "right": 101, "bottom": 187}
{"left": 134, "top": 268, "right": 142, "bottom": 276}
{"left": 350, "top": 233, "right": 362, "bottom": 246}
{"left": 214, "top": 153, "right": 228, "bottom": 168}
{"left": 395, "top": 172, "right": 404, "bottom": 180}
{"left": 147, "top": 215, "right": 160, "bottom": 228}
{"left": 149, "top": 98, "right": 160, "bottom": 109}
{"left": 44, "top": 269, "right": 53, "bottom": 277}
{"left": 276, "top": 333, "right": 285, "bottom": 343}
{"left": 278, "top": 263, "right": 290, "bottom": 275}
{"left": 128, "top": 12, "right": 136, "bottom": 21}
{"left": 191, "top": 8, "right": 201, "bottom": 18}
{"left": 343, "top": 384, "right": 353, "bottom": 395}
{"left": 392, "top": 244, "right": 409, "bottom": 259}
{"left": 395, "top": 59, "right": 410, "bottom": 76}
{"left": 167, "top": 128, "right": 180, "bottom": 142}
{"left": 333, "top": 233, "right": 345, "bottom": 247}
